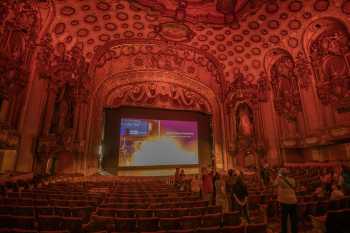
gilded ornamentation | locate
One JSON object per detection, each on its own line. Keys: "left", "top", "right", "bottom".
{"left": 93, "top": 40, "right": 224, "bottom": 88}
{"left": 111, "top": 82, "right": 210, "bottom": 113}
{"left": 0, "top": 0, "right": 39, "bottom": 144}
{"left": 264, "top": 48, "right": 302, "bottom": 121}
{"left": 294, "top": 52, "right": 312, "bottom": 89}
{"left": 130, "top": 0, "right": 262, "bottom": 25}
{"left": 303, "top": 18, "right": 350, "bottom": 106}
{"left": 225, "top": 70, "right": 269, "bottom": 110}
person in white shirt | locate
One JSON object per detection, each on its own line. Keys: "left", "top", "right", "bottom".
{"left": 274, "top": 168, "right": 298, "bottom": 233}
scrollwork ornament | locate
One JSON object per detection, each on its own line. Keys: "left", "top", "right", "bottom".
{"left": 112, "top": 82, "right": 209, "bottom": 113}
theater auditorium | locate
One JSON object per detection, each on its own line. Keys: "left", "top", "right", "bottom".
{"left": 0, "top": 0, "right": 350, "bottom": 232}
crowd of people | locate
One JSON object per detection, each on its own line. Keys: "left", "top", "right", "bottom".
{"left": 174, "top": 163, "right": 350, "bottom": 233}
{"left": 174, "top": 167, "right": 250, "bottom": 223}
{"left": 313, "top": 165, "right": 350, "bottom": 200}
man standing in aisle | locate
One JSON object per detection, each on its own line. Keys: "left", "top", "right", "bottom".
{"left": 274, "top": 168, "right": 298, "bottom": 233}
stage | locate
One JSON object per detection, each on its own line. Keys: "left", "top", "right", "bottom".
{"left": 101, "top": 106, "right": 213, "bottom": 176}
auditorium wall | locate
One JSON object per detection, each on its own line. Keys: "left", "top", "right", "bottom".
{"left": 0, "top": 0, "right": 349, "bottom": 174}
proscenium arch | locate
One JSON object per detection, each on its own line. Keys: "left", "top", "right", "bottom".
{"left": 88, "top": 39, "right": 226, "bottom": 99}
{"left": 84, "top": 70, "right": 225, "bottom": 173}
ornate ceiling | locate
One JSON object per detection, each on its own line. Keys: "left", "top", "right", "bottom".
{"left": 50, "top": 0, "right": 350, "bottom": 85}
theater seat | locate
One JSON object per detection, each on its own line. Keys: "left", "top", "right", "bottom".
{"left": 205, "top": 205, "right": 222, "bottom": 214}
{"left": 155, "top": 209, "right": 173, "bottom": 218}
{"left": 134, "top": 209, "right": 154, "bottom": 218}
{"left": 172, "top": 208, "right": 188, "bottom": 217}
{"left": 116, "top": 209, "right": 135, "bottom": 218}
{"left": 137, "top": 217, "right": 159, "bottom": 232}
{"left": 197, "top": 227, "right": 221, "bottom": 233}
{"left": 0, "top": 214, "right": 15, "bottom": 229}
{"left": 15, "top": 206, "right": 35, "bottom": 217}
{"left": 187, "top": 207, "right": 205, "bottom": 216}
{"left": 96, "top": 207, "right": 116, "bottom": 217}
{"left": 159, "top": 217, "right": 181, "bottom": 231}
{"left": 167, "top": 230, "right": 196, "bottom": 233}
{"left": 115, "top": 217, "right": 137, "bottom": 232}
{"left": 83, "top": 215, "right": 115, "bottom": 232}
{"left": 201, "top": 213, "right": 222, "bottom": 228}
{"left": 221, "top": 224, "right": 245, "bottom": 233}
{"left": 246, "top": 223, "right": 267, "bottom": 233}
{"left": 36, "top": 207, "right": 55, "bottom": 216}
{"left": 222, "top": 212, "right": 241, "bottom": 226}
{"left": 181, "top": 216, "right": 201, "bottom": 229}
{"left": 13, "top": 230, "right": 38, "bottom": 233}
{"left": 55, "top": 206, "right": 72, "bottom": 217}
{"left": 0, "top": 206, "right": 13, "bottom": 215}
{"left": 139, "top": 232, "right": 166, "bottom": 233}
{"left": 40, "top": 231, "right": 69, "bottom": 233}
{"left": 61, "top": 216, "right": 82, "bottom": 232}
{"left": 13, "top": 216, "right": 37, "bottom": 230}
{"left": 37, "top": 215, "right": 62, "bottom": 231}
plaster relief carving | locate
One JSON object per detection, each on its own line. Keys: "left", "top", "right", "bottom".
{"left": 111, "top": 82, "right": 210, "bottom": 113}
{"left": 91, "top": 40, "right": 225, "bottom": 95}
{"left": 264, "top": 48, "right": 303, "bottom": 121}
{"left": 0, "top": 0, "right": 40, "bottom": 147}
{"left": 303, "top": 17, "right": 350, "bottom": 106}
{"left": 225, "top": 70, "right": 269, "bottom": 110}
{"left": 36, "top": 33, "right": 91, "bottom": 158}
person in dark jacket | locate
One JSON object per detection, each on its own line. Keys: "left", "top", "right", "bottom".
{"left": 232, "top": 171, "right": 250, "bottom": 222}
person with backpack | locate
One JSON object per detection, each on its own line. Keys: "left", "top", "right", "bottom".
{"left": 274, "top": 168, "right": 298, "bottom": 233}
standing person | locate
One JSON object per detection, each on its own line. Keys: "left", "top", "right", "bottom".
{"left": 212, "top": 170, "right": 218, "bottom": 205}
{"left": 174, "top": 168, "right": 180, "bottom": 189}
{"left": 261, "top": 163, "right": 271, "bottom": 187}
{"left": 214, "top": 171, "right": 228, "bottom": 211}
{"left": 191, "top": 174, "right": 202, "bottom": 197}
{"left": 201, "top": 167, "right": 214, "bottom": 204}
{"left": 232, "top": 171, "right": 250, "bottom": 222}
{"left": 179, "top": 169, "right": 186, "bottom": 191}
{"left": 274, "top": 168, "right": 298, "bottom": 233}
{"left": 225, "top": 169, "right": 237, "bottom": 211}
{"left": 341, "top": 163, "right": 350, "bottom": 195}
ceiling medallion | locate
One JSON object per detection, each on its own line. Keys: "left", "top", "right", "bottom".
{"left": 154, "top": 0, "right": 195, "bottom": 42}
{"left": 131, "top": 0, "right": 263, "bottom": 26}
{"left": 155, "top": 22, "right": 195, "bottom": 42}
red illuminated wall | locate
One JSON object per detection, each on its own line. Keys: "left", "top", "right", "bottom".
{"left": 0, "top": 0, "right": 349, "bottom": 174}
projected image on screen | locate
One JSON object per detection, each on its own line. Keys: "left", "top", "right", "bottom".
{"left": 119, "top": 118, "right": 198, "bottom": 167}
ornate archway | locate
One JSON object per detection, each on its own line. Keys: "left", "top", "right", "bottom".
{"left": 83, "top": 40, "right": 226, "bottom": 174}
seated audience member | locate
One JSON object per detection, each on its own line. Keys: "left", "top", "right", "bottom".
{"left": 330, "top": 184, "right": 344, "bottom": 200}
{"left": 314, "top": 186, "right": 326, "bottom": 200}
{"left": 274, "top": 168, "right": 298, "bottom": 233}
{"left": 191, "top": 174, "right": 202, "bottom": 196}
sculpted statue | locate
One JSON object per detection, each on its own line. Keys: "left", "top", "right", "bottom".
{"left": 0, "top": 2, "right": 37, "bottom": 61}
{"left": 237, "top": 104, "right": 253, "bottom": 137}
{"left": 50, "top": 84, "right": 74, "bottom": 135}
